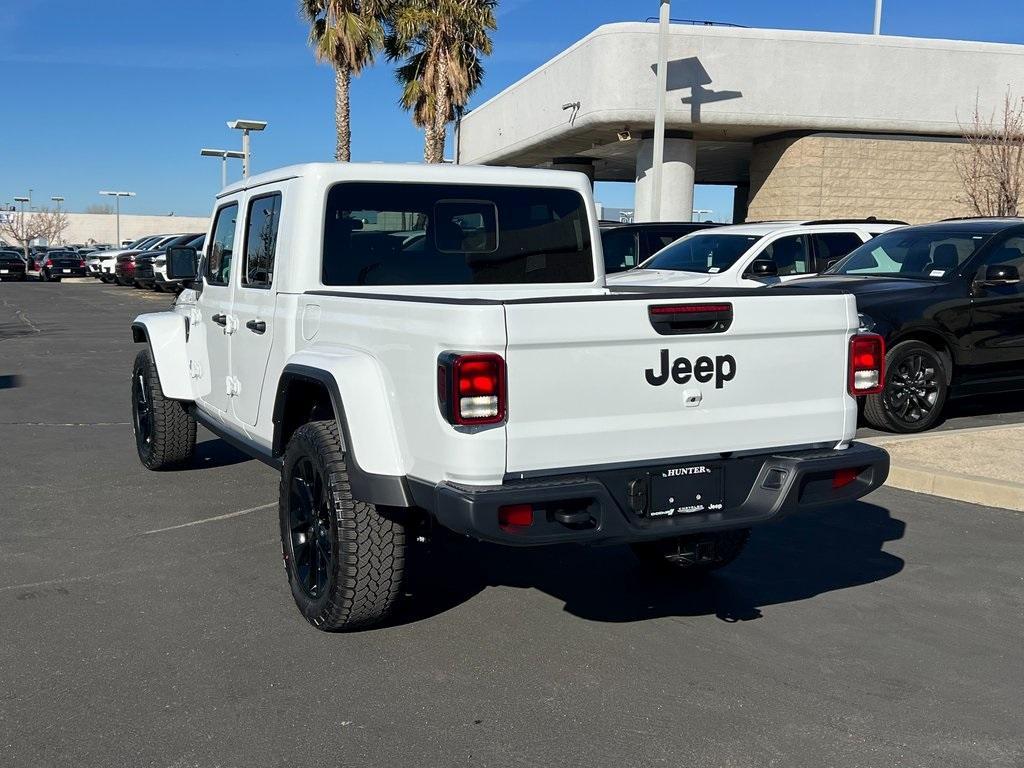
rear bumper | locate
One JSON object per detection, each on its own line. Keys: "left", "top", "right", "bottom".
{"left": 413, "top": 442, "right": 889, "bottom": 546}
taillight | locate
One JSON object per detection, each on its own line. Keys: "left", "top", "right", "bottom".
{"left": 848, "top": 334, "right": 885, "bottom": 396}
{"left": 44, "top": 258, "right": 53, "bottom": 267}
{"left": 437, "top": 352, "right": 507, "bottom": 426}
{"left": 79, "top": 260, "right": 86, "bottom": 268}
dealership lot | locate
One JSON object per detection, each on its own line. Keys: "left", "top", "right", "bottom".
{"left": 2, "top": 282, "right": 1024, "bottom": 767}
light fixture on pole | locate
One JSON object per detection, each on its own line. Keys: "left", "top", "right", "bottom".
{"left": 650, "top": 0, "right": 671, "bottom": 221}
{"left": 873, "top": 0, "right": 883, "bottom": 34}
{"left": 98, "top": 191, "right": 136, "bottom": 248}
{"left": 201, "top": 148, "right": 246, "bottom": 188}
{"left": 226, "top": 119, "right": 268, "bottom": 178}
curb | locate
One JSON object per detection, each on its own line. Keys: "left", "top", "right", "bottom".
{"left": 862, "top": 426, "right": 1024, "bottom": 512}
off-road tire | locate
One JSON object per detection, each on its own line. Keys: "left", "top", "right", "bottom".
{"left": 131, "top": 348, "right": 196, "bottom": 470}
{"left": 279, "top": 420, "right": 407, "bottom": 631}
{"left": 632, "top": 528, "right": 751, "bottom": 575}
{"left": 863, "top": 340, "right": 948, "bottom": 433}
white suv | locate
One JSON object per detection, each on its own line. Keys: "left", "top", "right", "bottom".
{"left": 608, "top": 219, "right": 905, "bottom": 289}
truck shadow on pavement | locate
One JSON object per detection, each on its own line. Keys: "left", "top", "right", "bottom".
{"left": 400, "top": 501, "right": 905, "bottom": 626}
{"left": 187, "top": 438, "right": 254, "bottom": 470}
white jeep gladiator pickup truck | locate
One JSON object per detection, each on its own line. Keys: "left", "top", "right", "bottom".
{"left": 130, "top": 162, "right": 889, "bottom": 631}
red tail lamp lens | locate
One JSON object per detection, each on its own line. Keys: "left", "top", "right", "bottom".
{"left": 848, "top": 334, "right": 886, "bottom": 396}
{"left": 438, "top": 353, "right": 507, "bottom": 426}
{"left": 833, "top": 467, "right": 861, "bottom": 489}
{"left": 499, "top": 504, "right": 533, "bottom": 531}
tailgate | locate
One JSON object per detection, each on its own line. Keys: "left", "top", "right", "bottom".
{"left": 503, "top": 293, "right": 858, "bottom": 474}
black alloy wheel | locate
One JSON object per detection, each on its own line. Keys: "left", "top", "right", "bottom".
{"left": 286, "top": 456, "right": 334, "bottom": 600}
{"left": 864, "top": 340, "right": 948, "bottom": 433}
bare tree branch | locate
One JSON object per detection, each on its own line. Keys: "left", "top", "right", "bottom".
{"left": 955, "top": 90, "right": 1024, "bottom": 217}
{"left": 0, "top": 208, "right": 71, "bottom": 258}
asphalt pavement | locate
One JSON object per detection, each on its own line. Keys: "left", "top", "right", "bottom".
{"left": 2, "top": 281, "right": 1023, "bottom": 768}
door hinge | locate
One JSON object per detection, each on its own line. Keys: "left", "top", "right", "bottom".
{"left": 189, "top": 360, "right": 203, "bottom": 379}
{"left": 225, "top": 376, "right": 241, "bottom": 397}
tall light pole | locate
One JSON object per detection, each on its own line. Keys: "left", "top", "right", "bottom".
{"left": 99, "top": 191, "right": 135, "bottom": 247}
{"left": 200, "top": 148, "right": 246, "bottom": 188}
{"left": 50, "top": 196, "right": 65, "bottom": 245}
{"left": 650, "top": 0, "right": 671, "bottom": 221}
{"left": 873, "top": 0, "right": 883, "bottom": 34}
{"left": 14, "top": 197, "right": 30, "bottom": 256}
{"left": 227, "top": 119, "right": 268, "bottom": 178}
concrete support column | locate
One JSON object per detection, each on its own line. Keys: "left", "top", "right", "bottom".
{"left": 635, "top": 135, "right": 696, "bottom": 222}
{"left": 551, "top": 157, "right": 596, "bottom": 185}
{"left": 733, "top": 184, "right": 750, "bottom": 224}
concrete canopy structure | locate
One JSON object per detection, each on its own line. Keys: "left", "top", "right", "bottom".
{"left": 457, "top": 23, "right": 1024, "bottom": 223}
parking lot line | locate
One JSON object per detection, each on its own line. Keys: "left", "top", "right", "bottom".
{"left": 140, "top": 502, "right": 276, "bottom": 535}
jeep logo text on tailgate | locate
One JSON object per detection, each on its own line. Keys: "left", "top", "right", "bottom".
{"left": 645, "top": 349, "right": 737, "bottom": 389}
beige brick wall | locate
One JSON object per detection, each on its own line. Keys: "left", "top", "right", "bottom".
{"left": 0, "top": 212, "right": 210, "bottom": 248}
{"left": 746, "top": 134, "right": 973, "bottom": 224}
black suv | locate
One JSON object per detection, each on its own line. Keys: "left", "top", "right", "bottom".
{"left": 791, "top": 218, "right": 1024, "bottom": 432}
{"left": 600, "top": 221, "right": 719, "bottom": 274}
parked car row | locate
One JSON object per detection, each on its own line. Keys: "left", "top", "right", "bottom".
{"left": 90, "top": 232, "right": 204, "bottom": 292}
{"left": 0, "top": 242, "right": 117, "bottom": 282}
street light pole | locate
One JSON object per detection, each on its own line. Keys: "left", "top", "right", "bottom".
{"left": 99, "top": 191, "right": 136, "bottom": 248}
{"left": 873, "top": 0, "right": 883, "bottom": 34}
{"left": 651, "top": 0, "right": 671, "bottom": 221}
{"left": 14, "top": 197, "right": 30, "bottom": 257}
{"left": 200, "top": 148, "right": 245, "bottom": 188}
{"left": 50, "top": 196, "right": 65, "bottom": 245}
{"left": 227, "top": 120, "right": 268, "bottom": 179}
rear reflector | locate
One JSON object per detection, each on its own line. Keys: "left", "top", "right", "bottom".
{"left": 848, "top": 334, "right": 885, "bottom": 396}
{"left": 833, "top": 467, "right": 861, "bottom": 489}
{"left": 438, "top": 352, "right": 507, "bottom": 426}
{"left": 498, "top": 504, "right": 533, "bottom": 531}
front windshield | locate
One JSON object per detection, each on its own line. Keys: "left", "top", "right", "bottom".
{"left": 641, "top": 233, "right": 762, "bottom": 274}
{"left": 828, "top": 229, "right": 994, "bottom": 279}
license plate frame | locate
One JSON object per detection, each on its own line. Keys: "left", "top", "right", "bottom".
{"left": 647, "top": 464, "right": 725, "bottom": 517}
{"left": 0, "top": 269, "right": 8, "bottom": 274}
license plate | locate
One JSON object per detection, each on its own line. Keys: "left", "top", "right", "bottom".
{"left": 648, "top": 464, "right": 724, "bottom": 517}
{"left": 62, "top": 269, "right": 71, "bottom": 273}
{"left": 0, "top": 270, "right": 8, "bottom": 274}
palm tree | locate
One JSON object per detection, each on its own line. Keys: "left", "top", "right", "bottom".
{"left": 387, "top": 0, "right": 497, "bottom": 163}
{"left": 300, "top": 0, "right": 388, "bottom": 162}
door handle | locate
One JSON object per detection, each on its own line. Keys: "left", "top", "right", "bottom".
{"left": 211, "top": 314, "right": 227, "bottom": 327}
{"left": 246, "top": 319, "right": 267, "bottom": 334}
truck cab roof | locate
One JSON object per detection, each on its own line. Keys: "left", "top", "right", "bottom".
{"left": 219, "top": 162, "right": 594, "bottom": 198}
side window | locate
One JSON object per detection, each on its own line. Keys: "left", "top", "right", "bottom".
{"left": 601, "top": 229, "right": 639, "bottom": 272}
{"left": 242, "top": 193, "right": 282, "bottom": 288}
{"left": 813, "top": 232, "right": 865, "bottom": 269}
{"left": 760, "top": 234, "right": 811, "bottom": 276}
{"left": 205, "top": 203, "right": 238, "bottom": 286}
{"left": 981, "top": 235, "right": 1024, "bottom": 271}
{"left": 644, "top": 230, "right": 686, "bottom": 258}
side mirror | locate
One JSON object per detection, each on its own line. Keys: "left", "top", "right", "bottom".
{"left": 978, "top": 263, "right": 1020, "bottom": 286}
{"left": 750, "top": 259, "right": 778, "bottom": 277}
{"left": 166, "top": 245, "right": 199, "bottom": 281}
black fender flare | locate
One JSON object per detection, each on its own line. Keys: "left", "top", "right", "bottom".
{"left": 272, "top": 364, "right": 414, "bottom": 508}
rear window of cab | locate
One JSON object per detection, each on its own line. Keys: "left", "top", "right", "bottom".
{"left": 321, "top": 182, "right": 594, "bottom": 286}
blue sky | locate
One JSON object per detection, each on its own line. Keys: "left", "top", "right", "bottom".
{"left": 1, "top": 0, "right": 1021, "bottom": 219}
